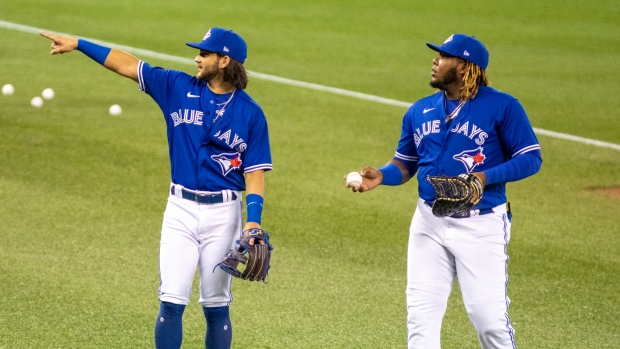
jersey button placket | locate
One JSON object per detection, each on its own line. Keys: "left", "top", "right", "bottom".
{"left": 438, "top": 125, "right": 452, "bottom": 175}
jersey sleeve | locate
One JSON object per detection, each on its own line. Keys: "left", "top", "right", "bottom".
{"left": 498, "top": 98, "right": 541, "bottom": 159}
{"left": 394, "top": 108, "right": 420, "bottom": 175}
{"left": 137, "top": 60, "right": 184, "bottom": 109}
{"left": 242, "top": 110, "right": 273, "bottom": 173}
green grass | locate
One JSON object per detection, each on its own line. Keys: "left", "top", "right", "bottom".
{"left": 1, "top": 1, "right": 619, "bottom": 348}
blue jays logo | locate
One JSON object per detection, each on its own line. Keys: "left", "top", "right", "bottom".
{"left": 453, "top": 147, "right": 486, "bottom": 173}
{"left": 211, "top": 153, "right": 242, "bottom": 175}
{"left": 203, "top": 30, "right": 212, "bottom": 40}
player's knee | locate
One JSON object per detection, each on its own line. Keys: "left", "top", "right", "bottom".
{"left": 477, "top": 324, "right": 516, "bottom": 348}
{"left": 155, "top": 302, "right": 186, "bottom": 349}
{"left": 406, "top": 284, "right": 450, "bottom": 322}
{"left": 203, "top": 306, "right": 230, "bottom": 323}
{"left": 478, "top": 322, "right": 509, "bottom": 336}
{"left": 203, "top": 306, "right": 232, "bottom": 349}
{"left": 470, "top": 313, "right": 514, "bottom": 344}
{"left": 159, "top": 301, "right": 186, "bottom": 317}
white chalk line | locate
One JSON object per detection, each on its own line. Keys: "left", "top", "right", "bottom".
{"left": 2, "top": 20, "right": 619, "bottom": 151}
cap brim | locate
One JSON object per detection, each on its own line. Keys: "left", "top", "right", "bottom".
{"left": 186, "top": 41, "right": 245, "bottom": 63}
{"left": 186, "top": 42, "right": 205, "bottom": 50}
{"left": 426, "top": 43, "right": 446, "bottom": 54}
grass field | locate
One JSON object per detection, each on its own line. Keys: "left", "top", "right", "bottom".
{"left": 1, "top": 1, "right": 619, "bottom": 348}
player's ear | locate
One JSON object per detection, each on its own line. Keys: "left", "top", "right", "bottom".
{"left": 219, "top": 55, "right": 231, "bottom": 69}
{"left": 456, "top": 59, "right": 467, "bottom": 75}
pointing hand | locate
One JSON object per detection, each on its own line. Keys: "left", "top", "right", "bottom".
{"left": 39, "top": 31, "right": 78, "bottom": 55}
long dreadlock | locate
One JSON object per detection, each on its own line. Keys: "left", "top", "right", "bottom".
{"left": 459, "top": 61, "right": 490, "bottom": 102}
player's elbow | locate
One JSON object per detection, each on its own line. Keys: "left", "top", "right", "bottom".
{"left": 112, "top": 64, "right": 139, "bottom": 81}
{"left": 103, "top": 50, "right": 140, "bottom": 82}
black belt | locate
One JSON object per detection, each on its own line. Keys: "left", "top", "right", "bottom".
{"left": 171, "top": 187, "right": 237, "bottom": 204}
{"left": 424, "top": 200, "right": 493, "bottom": 218}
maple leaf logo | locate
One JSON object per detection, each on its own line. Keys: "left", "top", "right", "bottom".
{"left": 472, "top": 152, "right": 486, "bottom": 164}
{"left": 230, "top": 157, "right": 242, "bottom": 168}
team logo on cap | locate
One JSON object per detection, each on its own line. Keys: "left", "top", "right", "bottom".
{"left": 453, "top": 147, "right": 486, "bottom": 173}
{"left": 203, "top": 30, "right": 212, "bottom": 40}
{"left": 211, "top": 152, "right": 242, "bottom": 175}
{"left": 444, "top": 35, "right": 454, "bottom": 44}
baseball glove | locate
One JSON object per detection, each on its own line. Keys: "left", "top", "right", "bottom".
{"left": 426, "top": 173, "right": 483, "bottom": 217}
{"left": 216, "top": 228, "right": 273, "bottom": 282}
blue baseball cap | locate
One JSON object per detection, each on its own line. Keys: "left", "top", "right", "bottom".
{"left": 187, "top": 27, "right": 248, "bottom": 63}
{"left": 426, "top": 34, "right": 489, "bottom": 70}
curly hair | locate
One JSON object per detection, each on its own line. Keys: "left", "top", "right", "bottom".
{"left": 459, "top": 61, "right": 490, "bottom": 102}
{"left": 217, "top": 54, "right": 248, "bottom": 90}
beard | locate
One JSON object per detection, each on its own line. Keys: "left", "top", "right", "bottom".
{"left": 197, "top": 62, "right": 222, "bottom": 82}
{"left": 429, "top": 67, "right": 459, "bottom": 90}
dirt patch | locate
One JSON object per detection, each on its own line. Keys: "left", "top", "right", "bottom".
{"left": 590, "top": 186, "right": 620, "bottom": 199}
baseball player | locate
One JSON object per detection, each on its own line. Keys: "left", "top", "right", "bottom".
{"left": 346, "top": 34, "right": 542, "bottom": 348}
{"left": 40, "top": 27, "right": 272, "bottom": 349}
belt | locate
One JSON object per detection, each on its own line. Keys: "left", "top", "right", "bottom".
{"left": 424, "top": 200, "right": 494, "bottom": 219}
{"left": 170, "top": 185, "right": 237, "bottom": 205}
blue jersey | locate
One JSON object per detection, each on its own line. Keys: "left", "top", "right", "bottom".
{"left": 394, "top": 86, "right": 541, "bottom": 209}
{"left": 138, "top": 61, "right": 272, "bottom": 192}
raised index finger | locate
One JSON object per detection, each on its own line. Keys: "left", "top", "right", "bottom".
{"left": 39, "top": 31, "right": 56, "bottom": 41}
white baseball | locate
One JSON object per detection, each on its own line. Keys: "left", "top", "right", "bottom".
{"left": 2, "top": 84, "right": 15, "bottom": 96}
{"left": 109, "top": 104, "right": 122, "bottom": 116}
{"left": 31, "top": 96, "right": 43, "bottom": 108}
{"left": 346, "top": 171, "right": 363, "bottom": 189}
{"left": 42, "top": 88, "right": 55, "bottom": 100}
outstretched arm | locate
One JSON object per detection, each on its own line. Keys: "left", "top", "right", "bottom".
{"left": 40, "top": 31, "right": 139, "bottom": 82}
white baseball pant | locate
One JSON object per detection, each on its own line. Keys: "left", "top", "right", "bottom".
{"left": 406, "top": 198, "right": 515, "bottom": 349}
{"left": 158, "top": 186, "right": 242, "bottom": 307}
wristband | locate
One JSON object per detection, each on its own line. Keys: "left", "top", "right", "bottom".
{"left": 246, "top": 194, "right": 264, "bottom": 224}
{"left": 378, "top": 163, "right": 402, "bottom": 186}
{"left": 77, "top": 39, "right": 111, "bottom": 65}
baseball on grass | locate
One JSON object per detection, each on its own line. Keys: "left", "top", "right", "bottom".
{"left": 2, "top": 84, "right": 15, "bottom": 96}
{"left": 346, "top": 171, "right": 363, "bottom": 189}
{"left": 42, "top": 88, "right": 55, "bottom": 100}
{"left": 109, "top": 104, "right": 122, "bottom": 116}
{"left": 31, "top": 96, "right": 44, "bottom": 108}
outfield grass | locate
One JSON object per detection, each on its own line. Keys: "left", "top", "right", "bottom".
{"left": 1, "top": 1, "right": 619, "bottom": 348}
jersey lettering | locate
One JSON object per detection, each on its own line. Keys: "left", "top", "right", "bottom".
{"left": 414, "top": 120, "right": 441, "bottom": 147}
{"left": 455, "top": 121, "right": 470, "bottom": 136}
{"left": 450, "top": 121, "right": 488, "bottom": 145}
{"left": 469, "top": 124, "right": 484, "bottom": 140}
{"left": 230, "top": 134, "right": 245, "bottom": 149}
{"left": 214, "top": 129, "right": 248, "bottom": 153}
{"left": 171, "top": 109, "right": 204, "bottom": 127}
{"left": 475, "top": 132, "right": 488, "bottom": 145}
{"left": 216, "top": 129, "right": 232, "bottom": 144}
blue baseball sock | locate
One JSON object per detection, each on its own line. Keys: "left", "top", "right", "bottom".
{"left": 203, "top": 306, "right": 232, "bottom": 349}
{"left": 155, "top": 302, "right": 186, "bottom": 349}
